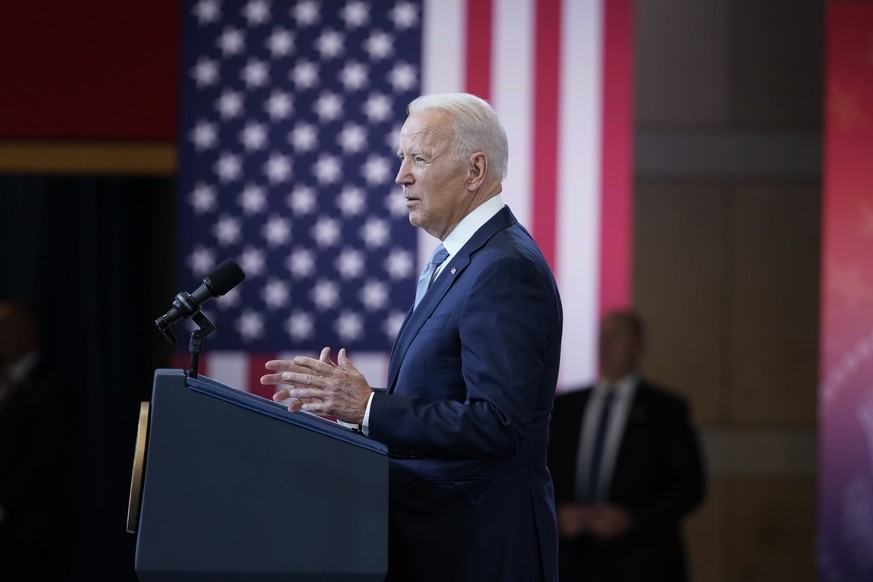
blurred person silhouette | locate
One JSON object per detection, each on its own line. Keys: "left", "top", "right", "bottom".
{"left": 0, "top": 299, "right": 74, "bottom": 579}
{"left": 547, "top": 309, "right": 705, "bottom": 581}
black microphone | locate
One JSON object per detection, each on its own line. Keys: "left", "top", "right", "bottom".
{"left": 155, "top": 258, "right": 245, "bottom": 330}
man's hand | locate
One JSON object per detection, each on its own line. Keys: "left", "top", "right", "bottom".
{"left": 585, "top": 503, "right": 633, "bottom": 540}
{"left": 261, "top": 347, "right": 372, "bottom": 425}
{"left": 556, "top": 503, "right": 591, "bottom": 538}
{"left": 557, "top": 502, "right": 633, "bottom": 540}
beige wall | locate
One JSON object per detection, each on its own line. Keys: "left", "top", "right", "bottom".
{"left": 632, "top": 1, "right": 822, "bottom": 580}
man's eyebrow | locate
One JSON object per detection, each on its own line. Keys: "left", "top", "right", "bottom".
{"left": 397, "top": 148, "right": 424, "bottom": 156}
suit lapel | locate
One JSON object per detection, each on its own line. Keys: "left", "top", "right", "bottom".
{"left": 385, "top": 252, "right": 470, "bottom": 393}
{"left": 386, "top": 207, "right": 518, "bottom": 392}
{"left": 609, "top": 383, "right": 650, "bottom": 494}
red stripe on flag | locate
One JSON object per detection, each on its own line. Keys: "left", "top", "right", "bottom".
{"left": 598, "top": 0, "right": 633, "bottom": 314}
{"left": 248, "top": 353, "right": 278, "bottom": 400}
{"left": 465, "top": 0, "right": 493, "bottom": 101}
{"left": 531, "top": 0, "right": 561, "bottom": 268}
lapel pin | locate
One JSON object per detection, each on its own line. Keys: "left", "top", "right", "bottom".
{"left": 451, "top": 267, "right": 456, "bottom": 275}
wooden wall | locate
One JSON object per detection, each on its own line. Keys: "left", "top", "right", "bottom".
{"left": 632, "top": 1, "right": 823, "bottom": 580}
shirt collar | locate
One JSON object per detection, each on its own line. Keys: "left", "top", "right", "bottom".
{"left": 596, "top": 373, "right": 638, "bottom": 399}
{"left": 441, "top": 195, "right": 505, "bottom": 256}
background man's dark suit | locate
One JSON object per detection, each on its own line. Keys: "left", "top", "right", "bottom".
{"left": 548, "top": 378, "right": 705, "bottom": 581}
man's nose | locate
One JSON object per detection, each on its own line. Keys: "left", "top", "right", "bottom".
{"left": 395, "top": 160, "right": 412, "bottom": 185}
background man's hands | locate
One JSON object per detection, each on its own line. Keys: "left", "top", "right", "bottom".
{"left": 556, "top": 502, "right": 633, "bottom": 540}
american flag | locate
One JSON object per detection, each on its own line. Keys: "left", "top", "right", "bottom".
{"left": 176, "top": 0, "right": 632, "bottom": 397}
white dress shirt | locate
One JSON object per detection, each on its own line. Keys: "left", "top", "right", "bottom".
{"left": 360, "top": 196, "right": 507, "bottom": 434}
{"left": 573, "top": 373, "right": 638, "bottom": 501}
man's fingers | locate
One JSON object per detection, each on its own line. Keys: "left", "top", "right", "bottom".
{"left": 264, "top": 359, "right": 295, "bottom": 372}
{"left": 272, "top": 388, "right": 291, "bottom": 402}
{"left": 337, "top": 348, "right": 359, "bottom": 374}
{"left": 285, "top": 387, "right": 325, "bottom": 400}
{"left": 263, "top": 348, "right": 369, "bottom": 422}
{"left": 266, "top": 356, "right": 328, "bottom": 374}
{"left": 292, "top": 355, "right": 338, "bottom": 375}
{"left": 282, "top": 370, "right": 326, "bottom": 387}
{"left": 260, "top": 372, "right": 287, "bottom": 386}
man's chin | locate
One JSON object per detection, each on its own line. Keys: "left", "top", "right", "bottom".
{"left": 407, "top": 210, "right": 423, "bottom": 228}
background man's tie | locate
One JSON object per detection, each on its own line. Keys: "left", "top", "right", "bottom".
{"left": 413, "top": 244, "right": 449, "bottom": 310}
{"left": 586, "top": 390, "right": 615, "bottom": 501}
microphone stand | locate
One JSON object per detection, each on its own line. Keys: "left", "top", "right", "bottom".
{"left": 187, "top": 310, "right": 215, "bottom": 379}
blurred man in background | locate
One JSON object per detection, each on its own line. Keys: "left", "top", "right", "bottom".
{"left": 0, "top": 300, "right": 74, "bottom": 579}
{"left": 548, "top": 309, "right": 705, "bottom": 581}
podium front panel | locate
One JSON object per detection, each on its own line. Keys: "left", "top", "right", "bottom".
{"left": 135, "top": 369, "right": 388, "bottom": 581}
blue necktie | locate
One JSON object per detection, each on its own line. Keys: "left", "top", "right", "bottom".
{"left": 586, "top": 390, "right": 615, "bottom": 502}
{"left": 414, "top": 244, "right": 449, "bottom": 310}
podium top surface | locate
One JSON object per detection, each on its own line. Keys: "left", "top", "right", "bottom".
{"left": 154, "top": 368, "right": 388, "bottom": 455}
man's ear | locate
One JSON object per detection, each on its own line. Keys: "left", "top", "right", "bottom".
{"left": 467, "top": 152, "right": 487, "bottom": 191}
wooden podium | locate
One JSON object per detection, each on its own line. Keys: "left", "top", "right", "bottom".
{"left": 128, "top": 369, "right": 388, "bottom": 581}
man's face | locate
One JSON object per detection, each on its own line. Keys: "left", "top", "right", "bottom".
{"left": 598, "top": 314, "right": 642, "bottom": 381}
{"left": 395, "top": 109, "right": 472, "bottom": 240}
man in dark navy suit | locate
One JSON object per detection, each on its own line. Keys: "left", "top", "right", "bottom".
{"left": 548, "top": 310, "right": 705, "bottom": 581}
{"left": 262, "top": 93, "right": 563, "bottom": 581}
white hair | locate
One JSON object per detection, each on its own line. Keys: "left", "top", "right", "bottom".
{"left": 407, "top": 93, "right": 508, "bottom": 181}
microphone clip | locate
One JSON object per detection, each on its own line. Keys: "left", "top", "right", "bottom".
{"left": 187, "top": 310, "right": 215, "bottom": 379}
{"left": 155, "top": 307, "right": 215, "bottom": 379}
